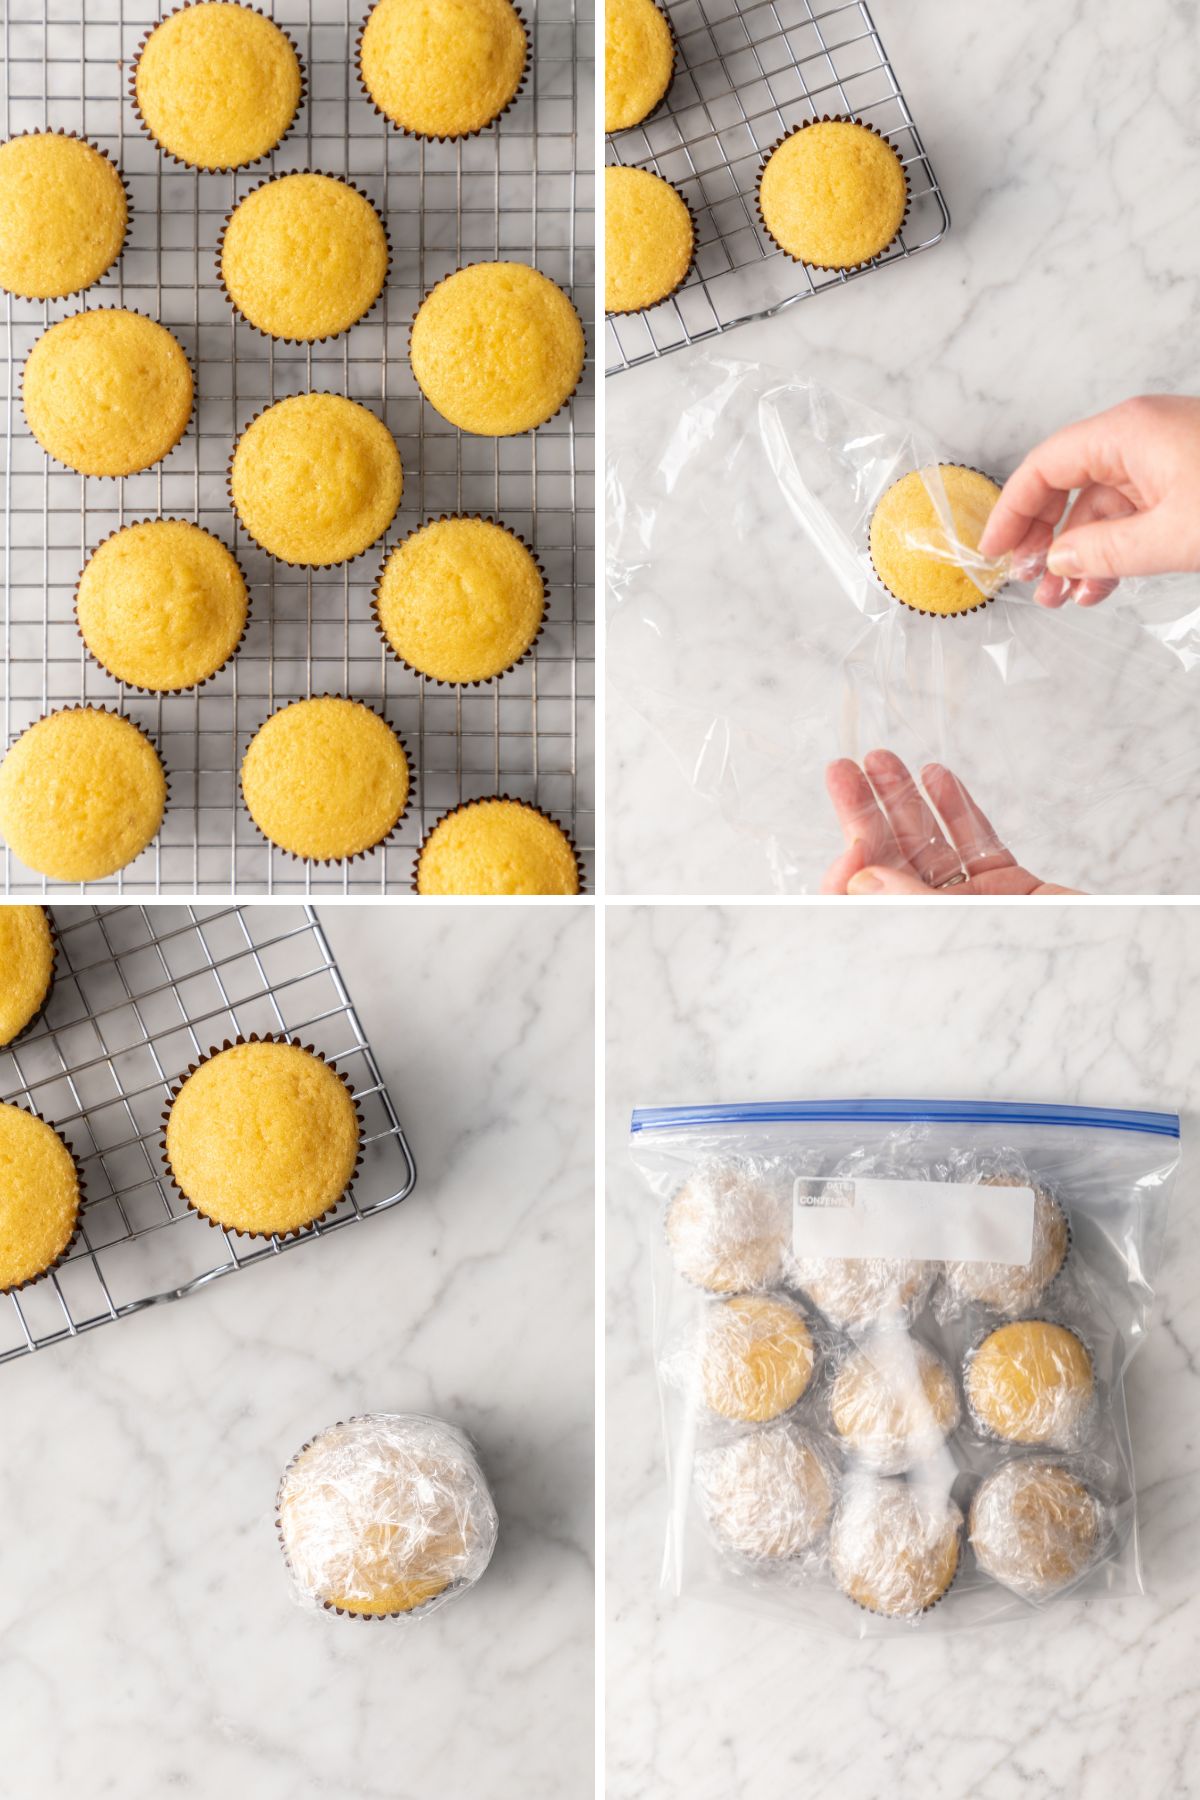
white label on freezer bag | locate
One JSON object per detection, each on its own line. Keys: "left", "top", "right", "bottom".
{"left": 791, "top": 1177, "right": 1035, "bottom": 1264}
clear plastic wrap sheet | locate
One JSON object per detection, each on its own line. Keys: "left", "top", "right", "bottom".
{"left": 607, "top": 356, "right": 1200, "bottom": 892}
{"left": 630, "top": 1101, "right": 1179, "bottom": 1635}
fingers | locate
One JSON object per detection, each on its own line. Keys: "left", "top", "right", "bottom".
{"left": 824, "top": 760, "right": 901, "bottom": 867}
{"left": 1045, "top": 506, "right": 1175, "bottom": 582}
{"left": 979, "top": 410, "right": 1132, "bottom": 559}
{"left": 847, "top": 864, "right": 936, "bottom": 895}
{"left": 920, "top": 762, "right": 1017, "bottom": 876}
{"left": 1033, "top": 484, "right": 1130, "bottom": 606}
{"left": 861, "top": 749, "right": 962, "bottom": 886}
{"left": 820, "top": 838, "right": 867, "bottom": 895}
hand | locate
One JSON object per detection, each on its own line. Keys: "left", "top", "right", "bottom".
{"left": 821, "top": 751, "right": 1081, "bottom": 895}
{"left": 978, "top": 395, "right": 1200, "bottom": 608}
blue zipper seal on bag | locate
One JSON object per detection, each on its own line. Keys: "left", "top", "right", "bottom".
{"left": 630, "top": 1099, "right": 1180, "bottom": 1139}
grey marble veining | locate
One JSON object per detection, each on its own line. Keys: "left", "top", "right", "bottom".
{"left": 0, "top": 906, "right": 594, "bottom": 1800}
{"left": 606, "top": 0, "right": 1200, "bottom": 894}
{"left": 605, "top": 903, "right": 1200, "bottom": 1799}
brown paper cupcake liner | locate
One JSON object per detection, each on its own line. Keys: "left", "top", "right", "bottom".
{"left": 604, "top": 0, "right": 677, "bottom": 137}
{"left": 0, "top": 905, "right": 60, "bottom": 1049}
{"left": 214, "top": 169, "right": 392, "bottom": 346}
{"left": 0, "top": 129, "right": 133, "bottom": 303}
{"left": 408, "top": 261, "right": 588, "bottom": 436}
{"left": 72, "top": 517, "right": 252, "bottom": 697}
{"left": 370, "top": 513, "right": 547, "bottom": 688}
{"left": 160, "top": 1033, "right": 366, "bottom": 1241}
{"left": 0, "top": 1102, "right": 88, "bottom": 1295}
{"left": 413, "top": 792, "right": 585, "bottom": 895}
{"left": 19, "top": 304, "right": 196, "bottom": 482}
{"left": 755, "top": 115, "right": 912, "bottom": 275}
{"left": 868, "top": 463, "right": 1009, "bottom": 621}
{"left": 226, "top": 390, "right": 402, "bottom": 569}
{"left": 604, "top": 173, "right": 698, "bottom": 318}
{"left": 962, "top": 1315, "right": 1097, "bottom": 1446}
{"left": 238, "top": 694, "right": 415, "bottom": 868}
{"left": 128, "top": 1, "right": 307, "bottom": 175}
{"left": 353, "top": 1, "right": 531, "bottom": 143}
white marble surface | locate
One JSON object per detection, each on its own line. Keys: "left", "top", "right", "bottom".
{"left": 606, "top": 0, "right": 1200, "bottom": 894}
{"left": 606, "top": 903, "right": 1200, "bottom": 1798}
{"left": 0, "top": 904, "right": 594, "bottom": 1800}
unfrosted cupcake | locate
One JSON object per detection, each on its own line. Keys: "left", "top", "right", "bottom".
{"left": 0, "top": 131, "right": 127, "bottom": 300}
{"left": 241, "top": 697, "right": 411, "bottom": 863}
{"left": 965, "top": 1320, "right": 1095, "bottom": 1449}
{"left": 830, "top": 1335, "right": 960, "bottom": 1475}
{"left": 969, "top": 1459, "right": 1102, "bottom": 1601}
{"left": 605, "top": 166, "right": 694, "bottom": 314}
{"left": 357, "top": 0, "right": 527, "bottom": 139}
{"left": 697, "top": 1294, "right": 815, "bottom": 1424}
{"left": 0, "top": 707, "right": 167, "bottom": 882}
{"left": 219, "top": 172, "right": 388, "bottom": 341}
{"left": 830, "top": 1477, "right": 961, "bottom": 1617}
{"left": 694, "top": 1424, "right": 834, "bottom": 1561}
{"left": 373, "top": 516, "right": 544, "bottom": 684}
{"left": 0, "top": 1102, "right": 81, "bottom": 1292}
{"left": 605, "top": 0, "right": 674, "bottom": 132}
{"left": 942, "top": 1173, "right": 1070, "bottom": 1316}
{"left": 758, "top": 117, "right": 907, "bottom": 269}
{"left": 415, "top": 797, "right": 580, "bottom": 895}
{"left": 76, "top": 520, "right": 248, "bottom": 693}
{"left": 0, "top": 905, "right": 55, "bottom": 1046}
{"left": 132, "top": 1, "right": 304, "bottom": 171}
{"left": 664, "top": 1160, "right": 787, "bottom": 1295}
{"left": 22, "top": 309, "right": 192, "bottom": 477}
{"left": 869, "top": 465, "right": 1006, "bottom": 617}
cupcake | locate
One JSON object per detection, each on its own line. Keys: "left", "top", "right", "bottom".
{"left": 942, "top": 1174, "right": 1070, "bottom": 1317}
{"left": 829, "top": 1477, "right": 962, "bottom": 1618}
{"left": 22, "top": 309, "right": 192, "bottom": 477}
{"left": 965, "top": 1320, "right": 1095, "bottom": 1448}
{"left": 0, "top": 707, "right": 167, "bottom": 882}
{"left": 165, "top": 1037, "right": 361, "bottom": 1237}
{"left": 869, "top": 465, "right": 1006, "bottom": 617}
{"left": 0, "top": 1103, "right": 81, "bottom": 1292}
{"left": 373, "top": 516, "right": 545, "bottom": 685}
{"left": 969, "top": 1459, "right": 1103, "bottom": 1602}
{"left": 0, "top": 131, "right": 127, "bottom": 300}
{"left": 664, "top": 1160, "right": 787, "bottom": 1295}
{"left": 277, "top": 1413, "right": 499, "bottom": 1617}
{"left": 698, "top": 1294, "right": 815, "bottom": 1424}
{"left": 357, "top": 0, "right": 527, "bottom": 140}
{"left": 830, "top": 1336, "right": 960, "bottom": 1475}
{"left": 409, "top": 263, "right": 585, "bottom": 436}
{"left": 605, "top": 167, "right": 694, "bottom": 314}
{"left": 415, "top": 797, "right": 580, "bottom": 895}
{"left": 694, "top": 1424, "right": 834, "bottom": 1561}
{"left": 229, "top": 393, "right": 403, "bottom": 566}
{"left": 219, "top": 172, "right": 388, "bottom": 342}
{"left": 605, "top": 0, "right": 674, "bottom": 133}
{"left": 75, "top": 520, "right": 248, "bottom": 694}
{"left": 0, "top": 905, "right": 55, "bottom": 1046}
{"left": 132, "top": 1, "right": 303, "bottom": 171}
{"left": 787, "top": 1251, "right": 934, "bottom": 1335}
{"left": 241, "top": 697, "right": 411, "bottom": 863}
{"left": 757, "top": 117, "right": 907, "bottom": 269}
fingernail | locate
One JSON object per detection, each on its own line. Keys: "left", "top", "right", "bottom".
{"left": 848, "top": 870, "right": 883, "bottom": 894}
{"left": 1046, "top": 543, "right": 1080, "bottom": 577}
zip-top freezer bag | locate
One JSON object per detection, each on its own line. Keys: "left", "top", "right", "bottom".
{"left": 630, "top": 1100, "right": 1180, "bottom": 1636}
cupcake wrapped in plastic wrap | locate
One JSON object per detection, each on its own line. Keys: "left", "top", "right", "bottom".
{"left": 694, "top": 1423, "right": 836, "bottom": 1570}
{"left": 969, "top": 1456, "right": 1109, "bottom": 1603}
{"left": 664, "top": 1156, "right": 789, "bottom": 1295}
{"left": 829, "top": 1333, "right": 960, "bottom": 1475}
{"left": 277, "top": 1412, "right": 498, "bottom": 1620}
{"left": 662, "top": 1292, "right": 817, "bottom": 1426}
{"left": 829, "top": 1474, "right": 962, "bottom": 1620}
{"left": 784, "top": 1146, "right": 936, "bottom": 1334}
{"left": 965, "top": 1319, "right": 1095, "bottom": 1450}
{"left": 936, "top": 1152, "right": 1071, "bottom": 1321}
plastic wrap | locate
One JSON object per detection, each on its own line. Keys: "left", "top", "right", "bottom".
{"left": 276, "top": 1412, "right": 499, "bottom": 1621}
{"left": 631, "top": 1098, "right": 1178, "bottom": 1634}
{"left": 608, "top": 356, "right": 1200, "bottom": 891}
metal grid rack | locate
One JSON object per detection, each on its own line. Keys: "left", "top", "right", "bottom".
{"left": 1, "top": 0, "right": 595, "bottom": 893}
{"left": 605, "top": 0, "right": 947, "bottom": 373}
{"left": 0, "top": 904, "right": 417, "bottom": 1363}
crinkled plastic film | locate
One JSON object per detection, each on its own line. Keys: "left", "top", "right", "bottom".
{"left": 607, "top": 356, "right": 1200, "bottom": 891}
{"left": 277, "top": 1411, "right": 499, "bottom": 1621}
{"left": 630, "top": 1101, "right": 1178, "bottom": 1634}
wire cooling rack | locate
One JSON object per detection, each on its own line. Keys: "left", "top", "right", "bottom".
{"left": 0, "top": 904, "right": 417, "bottom": 1363}
{"left": 605, "top": 0, "right": 947, "bottom": 373}
{"left": 0, "top": 0, "right": 595, "bottom": 894}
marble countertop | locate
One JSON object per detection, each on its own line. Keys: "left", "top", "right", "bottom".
{"left": 605, "top": 903, "right": 1200, "bottom": 1799}
{"left": 0, "top": 905, "right": 594, "bottom": 1800}
{"left": 606, "top": 0, "right": 1200, "bottom": 894}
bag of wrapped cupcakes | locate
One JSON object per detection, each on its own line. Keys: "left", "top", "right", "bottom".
{"left": 630, "top": 1099, "right": 1180, "bottom": 1634}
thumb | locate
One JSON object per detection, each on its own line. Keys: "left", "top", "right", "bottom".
{"left": 1046, "top": 510, "right": 1169, "bottom": 581}
{"left": 847, "top": 865, "right": 932, "bottom": 896}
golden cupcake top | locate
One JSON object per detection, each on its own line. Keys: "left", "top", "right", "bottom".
{"left": 0, "top": 132, "right": 127, "bottom": 300}
{"left": 830, "top": 1335, "right": 960, "bottom": 1475}
{"left": 359, "top": 0, "right": 527, "bottom": 139}
{"left": 230, "top": 392, "right": 403, "bottom": 566}
{"left": 788, "top": 1251, "right": 933, "bottom": 1334}
{"left": 278, "top": 1413, "right": 499, "bottom": 1616}
{"left": 830, "top": 1477, "right": 961, "bottom": 1617}
{"left": 694, "top": 1425, "right": 833, "bottom": 1561}
{"left": 374, "top": 516, "right": 544, "bottom": 684}
{"left": 416, "top": 797, "right": 580, "bottom": 895}
{"left": 699, "top": 1293, "right": 815, "bottom": 1424}
{"left": 969, "top": 1458, "right": 1101, "bottom": 1601}
{"left": 76, "top": 520, "right": 248, "bottom": 693}
{"left": 0, "top": 906, "right": 55, "bottom": 1047}
{"left": 23, "top": 309, "right": 193, "bottom": 478}
{"left": 410, "top": 262, "right": 585, "bottom": 436}
{"left": 605, "top": 0, "right": 674, "bottom": 133}
{"left": 241, "top": 697, "right": 411, "bottom": 863}
{"left": 759, "top": 119, "right": 907, "bottom": 269}
{"left": 664, "top": 1160, "right": 787, "bottom": 1295}
{"left": 0, "top": 1102, "right": 80, "bottom": 1292}
{"left": 166, "top": 1038, "right": 361, "bottom": 1236}
{"left": 134, "top": 1, "right": 303, "bottom": 170}
{"left": 869, "top": 465, "right": 1005, "bottom": 617}
{"left": 605, "top": 166, "right": 693, "bottom": 314}
{"left": 966, "top": 1319, "right": 1095, "bottom": 1447}
{"left": 220, "top": 172, "right": 388, "bottom": 341}
{"left": 0, "top": 707, "right": 167, "bottom": 883}
{"left": 943, "top": 1174, "right": 1070, "bottom": 1316}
